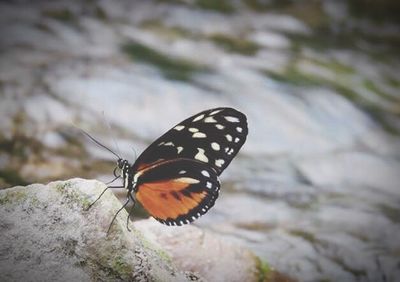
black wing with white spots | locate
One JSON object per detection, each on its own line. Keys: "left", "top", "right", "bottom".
{"left": 132, "top": 107, "right": 248, "bottom": 175}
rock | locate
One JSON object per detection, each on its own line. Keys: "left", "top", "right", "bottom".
{"left": 0, "top": 178, "right": 275, "bottom": 282}
{"left": 134, "top": 219, "right": 259, "bottom": 282}
{"left": 0, "top": 179, "right": 201, "bottom": 282}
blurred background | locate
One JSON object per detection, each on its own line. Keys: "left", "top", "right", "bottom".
{"left": 0, "top": 0, "right": 399, "bottom": 281}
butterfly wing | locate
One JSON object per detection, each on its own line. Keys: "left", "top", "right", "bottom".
{"left": 132, "top": 107, "right": 248, "bottom": 176}
{"left": 134, "top": 158, "right": 219, "bottom": 226}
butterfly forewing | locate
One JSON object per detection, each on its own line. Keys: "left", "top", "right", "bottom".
{"left": 132, "top": 107, "right": 248, "bottom": 175}
{"left": 134, "top": 159, "right": 220, "bottom": 226}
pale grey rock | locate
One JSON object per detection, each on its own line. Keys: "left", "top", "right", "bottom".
{"left": 134, "top": 219, "right": 260, "bottom": 282}
{"left": 249, "top": 31, "right": 290, "bottom": 49}
{"left": 0, "top": 179, "right": 271, "bottom": 282}
{"left": 0, "top": 179, "right": 202, "bottom": 282}
{"left": 297, "top": 151, "right": 400, "bottom": 196}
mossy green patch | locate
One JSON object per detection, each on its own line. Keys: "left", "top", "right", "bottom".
{"left": 122, "top": 42, "right": 209, "bottom": 81}
{"left": 55, "top": 181, "right": 91, "bottom": 208}
{"left": 264, "top": 68, "right": 324, "bottom": 87}
{"left": 95, "top": 6, "right": 107, "bottom": 21}
{"left": 0, "top": 189, "right": 27, "bottom": 205}
{"left": 140, "top": 20, "right": 191, "bottom": 40}
{"left": 263, "top": 62, "right": 400, "bottom": 135}
{"left": 386, "top": 77, "right": 400, "bottom": 88}
{"left": 243, "top": 0, "right": 272, "bottom": 11}
{"left": 364, "top": 79, "right": 399, "bottom": 105}
{"left": 111, "top": 255, "right": 132, "bottom": 277}
{"left": 378, "top": 204, "right": 400, "bottom": 223}
{"left": 289, "top": 229, "right": 317, "bottom": 243}
{"left": 210, "top": 34, "right": 260, "bottom": 55}
{"left": 132, "top": 229, "right": 172, "bottom": 263}
{"left": 195, "top": 0, "right": 235, "bottom": 14}
{"left": 310, "top": 58, "right": 355, "bottom": 75}
{"left": 256, "top": 258, "right": 271, "bottom": 282}
{"left": 43, "top": 9, "right": 75, "bottom": 23}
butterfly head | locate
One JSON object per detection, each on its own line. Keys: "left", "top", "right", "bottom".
{"left": 117, "top": 158, "right": 124, "bottom": 170}
{"left": 117, "top": 159, "right": 131, "bottom": 174}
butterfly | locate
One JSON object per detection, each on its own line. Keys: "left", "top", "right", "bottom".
{"left": 85, "top": 107, "right": 248, "bottom": 231}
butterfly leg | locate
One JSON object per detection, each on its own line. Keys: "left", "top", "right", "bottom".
{"left": 107, "top": 196, "right": 130, "bottom": 235}
{"left": 126, "top": 193, "right": 136, "bottom": 232}
{"left": 85, "top": 185, "right": 124, "bottom": 211}
{"left": 103, "top": 167, "right": 121, "bottom": 185}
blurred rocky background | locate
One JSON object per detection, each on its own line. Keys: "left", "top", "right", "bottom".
{"left": 0, "top": 0, "right": 399, "bottom": 281}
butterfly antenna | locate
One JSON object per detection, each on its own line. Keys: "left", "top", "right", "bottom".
{"left": 79, "top": 128, "right": 121, "bottom": 159}
{"left": 102, "top": 111, "right": 123, "bottom": 159}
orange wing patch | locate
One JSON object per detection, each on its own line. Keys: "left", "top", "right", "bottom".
{"left": 135, "top": 178, "right": 207, "bottom": 221}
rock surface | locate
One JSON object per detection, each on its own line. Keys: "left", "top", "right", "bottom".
{"left": 0, "top": 178, "right": 275, "bottom": 282}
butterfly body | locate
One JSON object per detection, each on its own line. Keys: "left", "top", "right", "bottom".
{"left": 110, "top": 107, "right": 248, "bottom": 227}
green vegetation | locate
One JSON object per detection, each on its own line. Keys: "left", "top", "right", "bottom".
{"left": 0, "top": 189, "right": 26, "bottom": 205}
{"left": 95, "top": 6, "right": 107, "bottom": 21}
{"left": 111, "top": 255, "right": 132, "bottom": 277}
{"left": 209, "top": 34, "right": 260, "bottom": 55}
{"left": 122, "top": 42, "right": 209, "bottom": 81}
{"left": 133, "top": 229, "right": 172, "bottom": 263}
{"left": 195, "top": 0, "right": 235, "bottom": 14}
{"left": 289, "top": 229, "right": 317, "bottom": 243}
{"left": 378, "top": 203, "right": 400, "bottom": 223}
{"left": 263, "top": 58, "right": 399, "bottom": 135}
{"left": 56, "top": 181, "right": 91, "bottom": 208}
{"left": 256, "top": 258, "right": 271, "bottom": 282}
{"left": 140, "top": 20, "right": 191, "bottom": 40}
{"left": 43, "top": 9, "right": 75, "bottom": 23}
{"left": 364, "top": 79, "right": 399, "bottom": 106}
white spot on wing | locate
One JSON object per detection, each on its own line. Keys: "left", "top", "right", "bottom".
{"left": 206, "top": 182, "right": 212, "bottom": 189}
{"left": 193, "top": 132, "right": 206, "bottom": 138}
{"left": 177, "top": 146, "right": 183, "bottom": 154}
{"left": 226, "top": 134, "right": 232, "bottom": 142}
{"left": 210, "top": 109, "right": 222, "bottom": 116}
{"left": 215, "top": 124, "right": 224, "bottom": 130}
{"left": 215, "top": 159, "right": 225, "bottom": 167}
{"left": 174, "top": 125, "right": 185, "bottom": 131}
{"left": 164, "top": 142, "right": 175, "bottom": 146}
{"left": 189, "top": 128, "right": 199, "bottom": 133}
{"left": 225, "top": 116, "right": 239, "bottom": 122}
{"left": 204, "top": 116, "right": 217, "bottom": 123}
{"left": 211, "top": 142, "right": 220, "bottom": 151}
{"left": 193, "top": 114, "right": 205, "bottom": 122}
{"left": 195, "top": 148, "right": 208, "bottom": 163}
{"left": 236, "top": 127, "right": 243, "bottom": 133}
{"left": 179, "top": 170, "right": 186, "bottom": 174}
{"left": 176, "top": 177, "right": 200, "bottom": 184}
{"left": 201, "top": 170, "right": 210, "bottom": 177}
{"left": 234, "top": 137, "right": 240, "bottom": 143}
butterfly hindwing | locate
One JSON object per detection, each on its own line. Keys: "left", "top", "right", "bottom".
{"left": 132, "top": 107, "right": 248, "bottom": 176}
{"left": 134, "top": 158, "right": 219, "bottom": 226}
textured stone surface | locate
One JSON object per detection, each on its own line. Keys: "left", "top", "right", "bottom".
{"left": 0, "top": 179, "right": 201, "bottom": 282}
{"left": 0, "top": 178, "right": 275, "bottom": 282}
{"left": 135, "top": 219, "right": 260, "bottom": 282}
